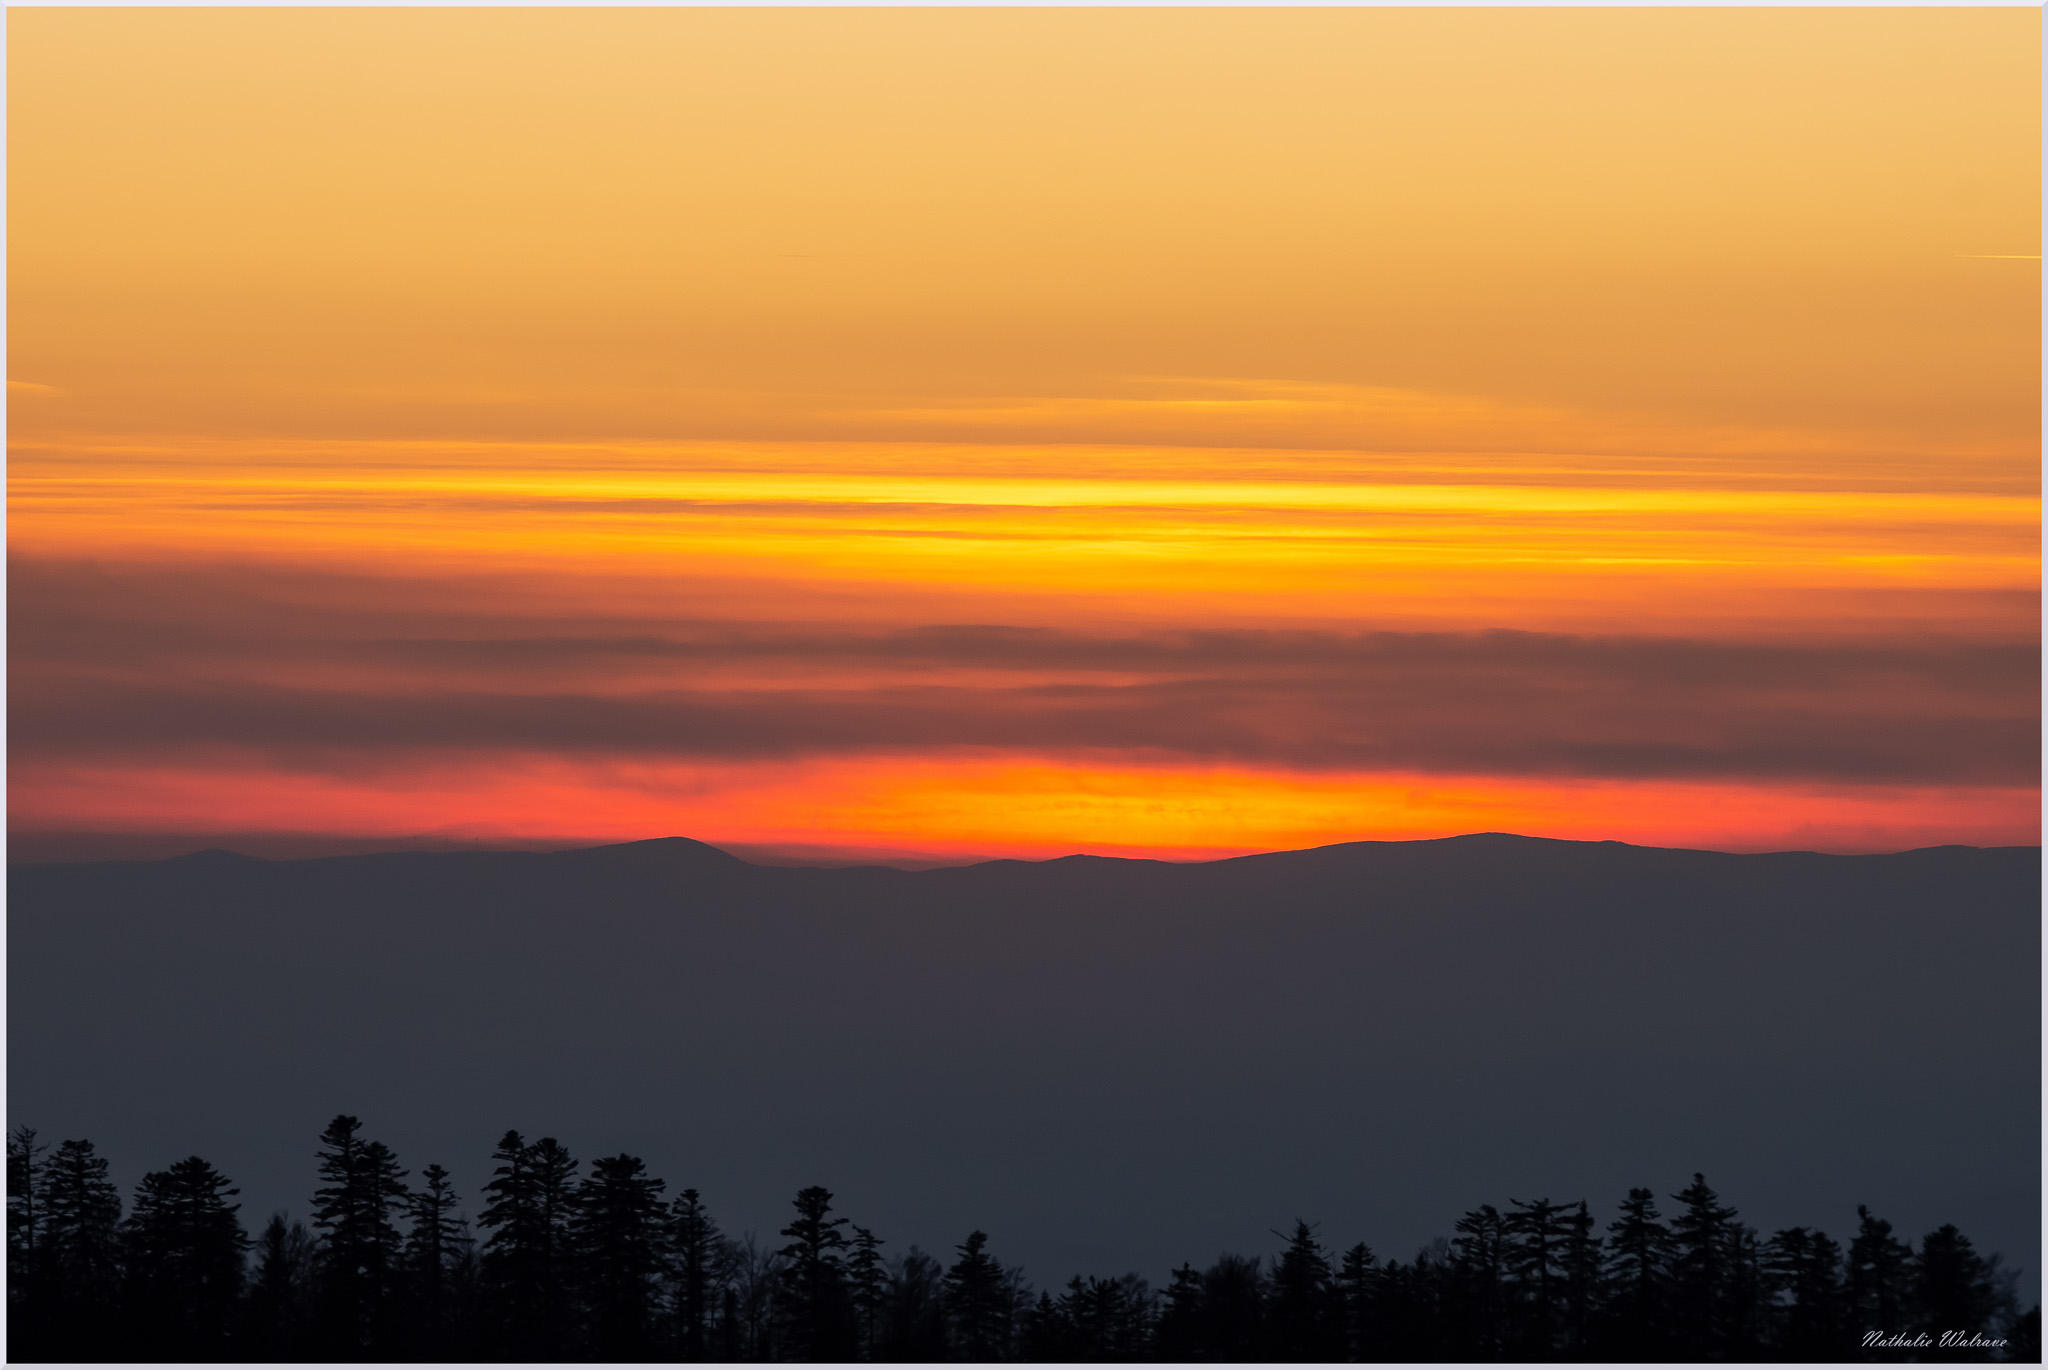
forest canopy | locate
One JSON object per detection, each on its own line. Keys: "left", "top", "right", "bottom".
{"left": 6, "top": 1118, "right": 2034, "bottom": 1362}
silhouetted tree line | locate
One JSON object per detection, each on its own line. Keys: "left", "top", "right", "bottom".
{"left": 8, "top": 1119, "right": 2037, "bottom": 1362}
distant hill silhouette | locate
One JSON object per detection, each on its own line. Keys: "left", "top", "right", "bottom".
{"left": 9, "top": 833, "right": 2039, "bottom": 1314}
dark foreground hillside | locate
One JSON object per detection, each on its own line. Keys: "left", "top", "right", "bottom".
{"left": 9, "top": 833, "right": 2040, "bottom": 1358}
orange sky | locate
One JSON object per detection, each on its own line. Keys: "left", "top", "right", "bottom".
{"left": 8, "top": 8, "right": 2040, "bottom": 862}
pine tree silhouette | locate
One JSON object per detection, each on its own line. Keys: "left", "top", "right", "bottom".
{"left": 1847, "top": 1204, "right": 1916, "bottom": 1359}
{"left": 247, "top": 1212, "right": 315, "bottom": 1360}
{"left": 1154, "top": 1262, "right": 1206, "bottom": 1362}
{"left": 1265, "top": 1220, "right": 1338, "bottom": 1360}
{"left": 1913, "top": 1223, "right": 2008, "bottom": 1360}
{"left": 881, "top": 1245, "right": 948, "bottom": 1361}
{"left": 1451, "top": 1203, "right": 1509, "bottom": 1359}
{"left": 1764, "top": 1226, "right": 1846, "bottom": 1362}
{"left": 478, "top": 1131, "right": 580, "bottom": 1358}
{"left": 945, "top": 1230, "right": 1011, "bottom": 1359}
{"left": 7, "top": 1126, "right": 50, "bottom": 1358}
{"left": 1054, "top": 1272, "right": 1155, "bottom": 1361}
{"left": 1335, "top": 1242, "right": 1377, "bottom": 1362}
{"left": 1602, "top": 1185, "right": 1673, "bottom": 1359}
{"left": 844, "top": 1223, "right": 887, "bottom": 1360}
{"left": 1727, "top": 1221, "right": 1771, "bottom": 1359}
{"left": 1503, "top": 1196, "right": 1575, "bottom": 1357}
{"left": 1021, "top": 1285, "right": 1070, "bottom": 1362}
{"left": 121, "top": 1156, "right": 249, "bottom": 1358}
{"left": 309, "top": 1115, "right": 409, "bottom": 1356}
{"left": 477, "top": 1127, "right": 536, "bottom": 1352}
{"left": 1558, "top": 1200, "right": 1602, "bottom": 1357}
{"left": 671, "top": 1188, "right": 728, "bottom": 1362}
{"left": 1373, "top": 1247, "right": 1450, "bottom": 1364}
{"left": 1101, "top": 1272, "right": 1157, "bottom": 1361}
{"left": 573, "top": 1153, "right": 670, "bottom": 1360}
{"left": 776, "top": 1185, "right": 855, "bottom": 1360}
{"left": 1197, "top": 1253, "right": 1266, "bottom": 1362}
{"left": 39, "top": 1137, "right": 125, "bottom": 1359}
{"left": 528, "top": 1135, "right": 582, "bottom": 1350}
{"left": 403, "top": 1163, "right": 472, "bottom": 1359}
{"left": 1666, "top": 1173, "right": 1740, "bottom": 1359}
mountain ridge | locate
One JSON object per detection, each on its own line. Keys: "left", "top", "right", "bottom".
{"left": 11, "top": 827, "right": 2035, "bottom": 874}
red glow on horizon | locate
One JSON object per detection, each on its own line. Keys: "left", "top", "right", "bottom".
{"left": 12, "top": 756, "right": 2037, "bottom": 865}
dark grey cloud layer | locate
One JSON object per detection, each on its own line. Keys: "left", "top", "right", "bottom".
{"left": 11, "top": 558, "right": 2038, "bottom": 784}
{"left": 10, "top": 673, "right": 2038, "bottom": 785}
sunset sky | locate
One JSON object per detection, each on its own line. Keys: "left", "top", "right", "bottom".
{"left": 9, "top": 7, "right": 2040, "bottom": 862}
